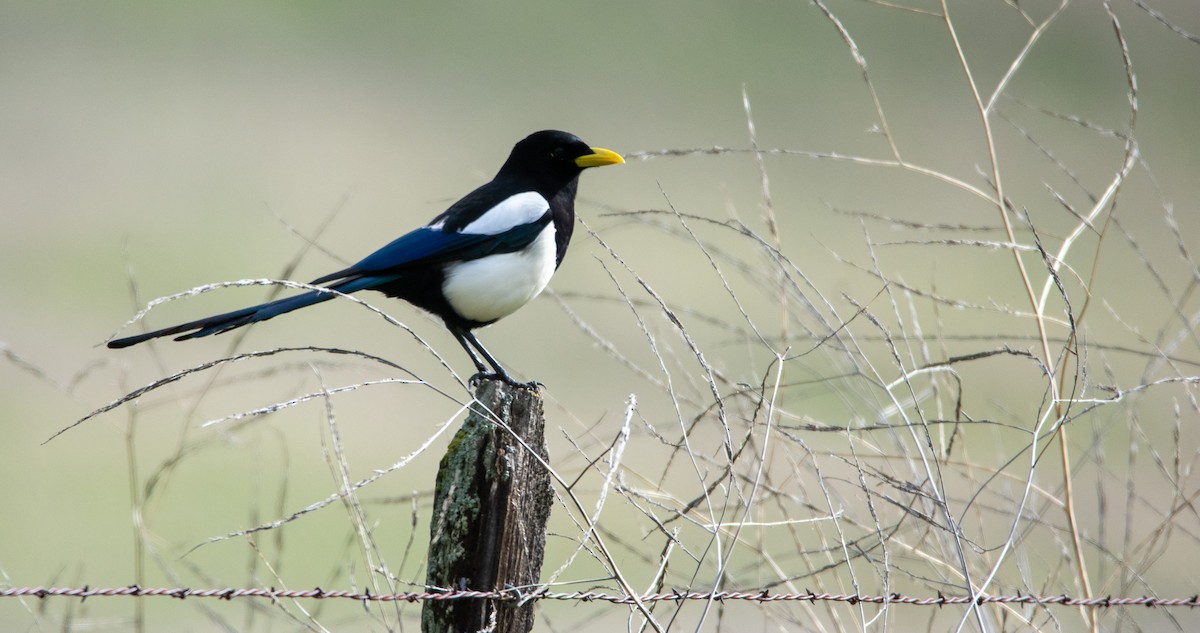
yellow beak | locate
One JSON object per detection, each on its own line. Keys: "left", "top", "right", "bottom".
{"left": 575, "top": 147, "right": 625, "bottom": 168}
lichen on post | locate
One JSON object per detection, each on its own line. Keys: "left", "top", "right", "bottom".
{"left": 423, "top": 379, "right": 553, "bottom": 633}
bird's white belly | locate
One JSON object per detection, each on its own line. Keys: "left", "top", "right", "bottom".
{"left": 442, "top": 224, "right": 557, "bottom": 323}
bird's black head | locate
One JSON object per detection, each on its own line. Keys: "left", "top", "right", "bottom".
{"left": 496, "top": 130, "right": 623, "bottom": 194}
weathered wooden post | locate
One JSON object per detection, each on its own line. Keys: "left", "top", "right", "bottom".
{"left": 423, "top": 379, "right": 553, "bottom": 633}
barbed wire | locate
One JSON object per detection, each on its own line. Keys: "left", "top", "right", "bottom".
{"left": 2, "top": 585, "right": 1197, "bottom": 609}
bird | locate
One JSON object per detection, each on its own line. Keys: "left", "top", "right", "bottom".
{"left": 107, "top": 130, "right": 624, "bottom": 387}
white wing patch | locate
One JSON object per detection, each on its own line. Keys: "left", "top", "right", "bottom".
{"left": 459, "top": 192, "right": 550, "bottom": 235}
{"left": 442, "top": 223, "right": 557, "bottom": 323}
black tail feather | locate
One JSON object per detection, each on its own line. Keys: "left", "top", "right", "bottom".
{"left": 107, "top": 289, "right": 336, "bottom": 349}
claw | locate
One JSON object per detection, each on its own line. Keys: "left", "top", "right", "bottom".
{"left": 469, "top": 372, "right": 542, "bottom": 391}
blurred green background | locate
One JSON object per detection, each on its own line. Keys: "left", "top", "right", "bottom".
{"left": 3, "top": 1, "right": 1199, "bottom": 631}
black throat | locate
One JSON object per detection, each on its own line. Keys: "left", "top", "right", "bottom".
{"left": 547, "top": 176, "right": 579, "bottom": 269}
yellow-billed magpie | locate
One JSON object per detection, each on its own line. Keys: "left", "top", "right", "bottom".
{"left": 107, "top": 130, "right": 624, "bottom": 386}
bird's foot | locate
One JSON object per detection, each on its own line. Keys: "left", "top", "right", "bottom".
{"left": 469, "top": 372, "right": 543, "bottom": 391}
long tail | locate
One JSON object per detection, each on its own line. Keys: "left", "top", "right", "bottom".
{"left": 107, "top": 278, "right": 378, "bottom": 349}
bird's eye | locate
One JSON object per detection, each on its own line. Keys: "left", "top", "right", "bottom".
{"left": 550, "top": 146, "right": 566, "bottom": 160}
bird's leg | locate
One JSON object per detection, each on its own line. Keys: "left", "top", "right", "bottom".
{"left": 449, "top": 327, "right": 491, "bottom": 374}
{"left": 453, "top": 328, "right": 540, "bottom": 390}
